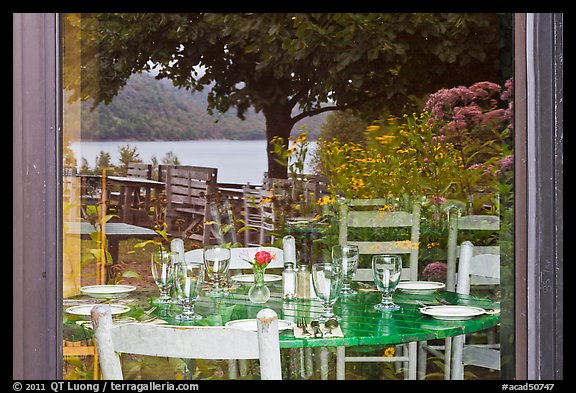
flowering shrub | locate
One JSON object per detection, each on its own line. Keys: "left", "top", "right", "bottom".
{"left": 316, "top": 112, "right": 467, "bottom": 203}
{"left": 421, "top": 261, "right": 448, "bottom": 283}
{"left": 316, "top": 79, "right": 514, "bottom": 214}
{"left": 313, "top": 79, "right": 513, "bottom": 273}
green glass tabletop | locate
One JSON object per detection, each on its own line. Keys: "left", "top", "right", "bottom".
{"left": 63, "top": 280, "right": 499, "bottom": 350}
{"left": 147, "top": 281, "right": 500, "bottom": 350}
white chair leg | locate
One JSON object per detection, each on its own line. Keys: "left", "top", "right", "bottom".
{"left": 238, "top": 359, "right": 249, "bottom": 377}
{"left": 444, "top": 337, "right": 452, "bottom": 380}
{"left": 304, "top": 347, "right": 313, "bottom": 378}
{"left": 227, "top": 359, "right": 238, "bottom": 379}
{"left": 299, "top": 348, "right": 306, "bottom": 378}
{"left": 336, "top": 346, "right": 345, "bottom": 380}
{"left": 319, "top": 348, "right": 329, "bottom": 380}
{"left": 451, "top": 335, "right": 465, "bottom": 380}
{"left": 408, "top": 341, "right": 417, "bottom": 380}
{"left": 417, "top": 341, "right": 427, "bottom": 379}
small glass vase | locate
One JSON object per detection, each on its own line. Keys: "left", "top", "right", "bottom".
{"left": 248, "top": 267, "right": 270, "bottom": 303}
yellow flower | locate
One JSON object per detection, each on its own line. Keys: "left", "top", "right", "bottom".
{"left": 375, "top": 135, "right": 396, "bottom": 144}
{"left": 317, "top": 196, "right": 335, "bottom": 206}
{"left": 295, "top": 134, "right": 307, "bottom": 144}
{"left": 258, "top": 196, "right": 273, "bottom": 205}
{"left": 384, "top": 347, "right": 396, "bottom": 357}
{"left": 366, "top": 125, "right": 381, "bottom": 132}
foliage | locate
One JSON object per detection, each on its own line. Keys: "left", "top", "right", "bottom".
{"left": 319, "top": 109, "right": 370, "bottom": 146}
{"left": 116, "top": 144, "right": 142, "bottom": 176}
{"left": 76, "top": 144, "right": 180, "bottom": 178}
{"left": 317, "top": 79, "right": 513, "bottom": 212}
{"left": 79, "top": 73, "right": 322, "bottom": 141}
{"left": 66, "top": 13, "right": 507, "bottom": 178}
{"left": 312, "top": 79, "right": 513, "bottom": 269}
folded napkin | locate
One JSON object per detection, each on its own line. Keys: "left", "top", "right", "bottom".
{"left": 293, "top": 322, "right": 344, "bottom": 338}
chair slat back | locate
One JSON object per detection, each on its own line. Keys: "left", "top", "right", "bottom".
{"left": 127, "top": 162, "right": 152, "bottom": 179}
{"left": 446, "top": 212, "right": 500, "bottom": 291}
{"left": 165, "top": 165, "right": 218, "bottom": 242}
{"left": 91, "top": 305, "right": 281, "bottom": 380}
{"left": 456, "top": 241, "right": 500, "bottom": 295}
{"left": 339, "top": 199, "right": 421, "bottom": 282}
{"left": 184, "top": 246, "right": 284, "bottom": 270}
{"left": 111, "top": 324, "right": 261, "bottom": 359}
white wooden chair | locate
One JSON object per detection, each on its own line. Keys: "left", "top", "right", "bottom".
{"left": 242, "top": 185, "right": 276, "bottom": 246}
{"left": 418, "top": 211, "right": 500, "bottom": 379}
{"left": 184, "top": 246, "right": 284, "bottom": 270}
{"left": 91, "top": 304, "right": 282, "bottom": 380}
{"left": 450, "top": 241, "right": 501, "bottom": 379}
{"left": 335, "top": 198, "right": 422, "bottom": 380}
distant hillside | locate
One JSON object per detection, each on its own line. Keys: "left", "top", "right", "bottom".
{"left": 80, "top": 72, "right": 326, "bottom": 141}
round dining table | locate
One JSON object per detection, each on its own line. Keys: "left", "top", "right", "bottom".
{"left": 64, "top": 277, "right": 500, "bottom": 380}
{"left": 152, "top": 277, "right": 500, "bottom": 379}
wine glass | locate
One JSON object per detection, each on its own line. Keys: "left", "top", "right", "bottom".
{"left": 174, "top": 262, "right": 205, "bottom": 321}
{"left": 332, "top": 245, "right": 359, "bottom": 296}
{"left": 372, "top": 254, "right": 402, "bottom": 311}
{"left": 311, "top": 262, "right": 344, "bottom": 321}
{"left": 151, "top": 250, "right": 173, "bottom": 304}
{"left": 203, "top": 246, "right": 231, "bottom": 297}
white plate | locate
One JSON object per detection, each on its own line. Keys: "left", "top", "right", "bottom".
{"left": 66, "top": 304, "right": 131, "bottom": 317}
{"left": 230, "top": 274, "right": 282, "bottom": 284}
{"left": 225, "top": 319, "right": 295, "bottom": 332}
{"left": 397, "top": 281, "right": 445, "bottom": 294}
{"left": 420, "top": 305, "right": 486, "bottom": 320}
{"left": 80, "top": 285, "right": 136, "bottom": 299}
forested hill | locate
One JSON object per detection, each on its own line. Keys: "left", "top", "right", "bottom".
{"left": 80, "top": 72, "right": 325, "bottom": 141}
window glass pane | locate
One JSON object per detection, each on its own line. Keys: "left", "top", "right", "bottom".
{"left": 61, "top": 13, "right": 514, "bottom": 380}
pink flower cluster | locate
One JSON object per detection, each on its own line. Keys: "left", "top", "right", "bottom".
{"left": 423, "top": 78, "right": 514, "bottom": 135}
{"left": 422, "top": 261, "right": 447, "bottom": 280}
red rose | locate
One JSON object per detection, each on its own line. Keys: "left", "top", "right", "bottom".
{"left": 254, "top": 251, "right": 274, "bottom": 266}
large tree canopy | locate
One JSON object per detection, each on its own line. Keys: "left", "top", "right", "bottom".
{"left": 68, "top": 13, "right": 506, "bottom": 178}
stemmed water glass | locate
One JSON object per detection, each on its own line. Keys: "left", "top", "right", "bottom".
{"left": 332, "top": 245, "right": 359, "bottom": 296}
{"left": 311, "top": 262, "right": 344, "bottom": 321}
{"left": 372, "top": 254, "right": 402, "bottom": 311}
{"left": 203, "top": 245, "right": 231, "bottom": 297}
{"left": 174, "top": 262, "right": 205, "bottom": 321}
{"left": 151, "top": 250, "right": 173, "bottom": 304}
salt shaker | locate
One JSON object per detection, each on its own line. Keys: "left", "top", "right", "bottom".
{"left": 296, "top": 264, "right": 311, "bottom": 299}
{"left": 170, "top": 238, "right": 185, "bottom": 263}
{"left": 282, "top": 235, "right": 297, "bottom": 300}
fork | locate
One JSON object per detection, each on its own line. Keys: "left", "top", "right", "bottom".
{"left": 298, "top": 317, "right": 312, "bottom": 336}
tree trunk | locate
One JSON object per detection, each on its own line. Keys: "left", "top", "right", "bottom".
{"left": 263, "top": 105, "right": 295, "bottom": 179}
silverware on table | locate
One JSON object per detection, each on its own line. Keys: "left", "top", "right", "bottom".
{"left": 310, "top": 320, "right": 323, "bottom": 338}
{"left": 297, "top": 317, "right": 312, "bottom": 336}
{"left": 324, "top": 318, "right": 339, "bottom": 335}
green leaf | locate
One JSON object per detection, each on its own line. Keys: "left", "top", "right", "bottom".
{"left": 121, "top": 269, "right": 141, "bottom": 279}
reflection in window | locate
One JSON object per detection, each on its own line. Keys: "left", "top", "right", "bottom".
{"left": 61, "top": 13, "right": 513, "bottom": 380}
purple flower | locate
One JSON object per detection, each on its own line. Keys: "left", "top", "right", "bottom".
{"left": 498, "top": 155, "right": 514, "bottom": 171}
{"left": 501, "top": 77, "right": 514, "bottom": 102}
{"left": 430, "top": 195, "right": 447, "bottom": 206}
{"left": 422, "top": 261, "right": 447, "bottom": 279}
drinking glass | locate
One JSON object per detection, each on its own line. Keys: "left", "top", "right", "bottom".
{"left": 174, "top": 262, "right": 205, "bottom": 321}
{"left": 151, "top": 250, "right": 173, "bottom": 304}
{"left": 203, "top": 246, "right": 231, "bottom": 297}
{"left": 311, "top": 262, "right": 344, "bottom": 321}
{"left": 332, "top": 245, "right": 359, "bottom": 296}
{"left": 372, "top": 254, "right": 402, "bottom": 311}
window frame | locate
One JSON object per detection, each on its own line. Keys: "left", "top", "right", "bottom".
{"left": 12, "top": 12, "right": 563, "bottom": 380}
